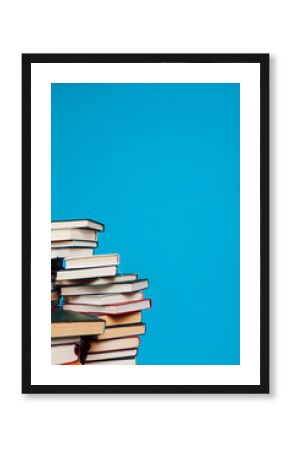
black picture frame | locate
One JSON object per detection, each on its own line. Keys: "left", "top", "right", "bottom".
{"left": 22, "top": 53, "right": 269, "bottom": 394}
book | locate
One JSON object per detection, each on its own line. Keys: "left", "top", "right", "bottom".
{"left": 51, "top": 343, "right": 79, "bottom": 365}
{"left": 64, "top": 254, "right": 119, "bottom": 270}
{"left": 51, "top": 228, "right": 97, "bottom": 242}
{"left": 63, "top": 299, "right": 151, "bottom": 315}
{"left": 87, "top": 336, "right": 140, "bottom": 353}
{"left": 51, "top": 240, "right": 98, "bottom": 249}
{"left": 96, "top": 323, "right": 145, "bottom": 340}
{"left": 97, "top": 311, "right": 142, "bottom": 327}
{"left": 61, "top": 279, "right": 149, "bottom": 296}
{"left": 52, "top": 219, "right": 104, "bottom": 232}
{"left": 56, "top": 265, "right": 117, "bottom": 281}
{"left": 51, "top": 336, "right": 81, "bottom": 345}
{"left": 51, "top": 310, "right": 105, "bottom": 338}
{"left": 64, "top": 291, "right": 143, "bottom": 306}
{"left": 86, "top": 349, "right": 138, "bottom": 362}
{"left": 85, "top": 358, "right": 136, "bottom": 365}
{"left": 51, "top": 248, "right": 94, "bottom": 258}
{"left": 54, "top": 273, "right": 137, "bottom": 287}
{"left": 51, "top": 258, "right": 64, "bottom": 271}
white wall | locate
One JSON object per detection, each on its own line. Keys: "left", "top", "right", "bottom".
{"left": 0, "top": 1, "right": 287, "bottom": 449}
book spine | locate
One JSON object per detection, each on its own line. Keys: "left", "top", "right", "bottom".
{"left": 80, "top": 337, "right": 91, "bottom": 364}
{"left": 51, "top": 257, "right": 64, "bottom": 271}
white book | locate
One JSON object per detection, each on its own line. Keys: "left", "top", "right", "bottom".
{"left": 63, "top": 299, "right": 151, "bottom": 315}
{"left": 51, "top": 240, "right": 98, "bottom": 249}
{"left": 51, "top": 336, "right": 81, "bottom": 345}
{"left": 64, "top": 291, "right": 143, "bottom": 306}
{"left": 86, "top": 349, "right": 137, "bottom": 362}
{"left": 64, "top": 254, "right": 119, "bottom": 269}
{"left": 54, "top": 274, "right": 137, "bottom": 287}
{"left": 51, "top": 219, "right": 104, "bottom": 231}
{"left": 51, "top": 344, "right": 79, "bottom": 365}
{"left": 51, "top": 248, "right": 94, "bottom": 258}
{"left": 56, "top": 265, "right": 117, "bottom": 281}
{"left": 61, "top": 279, "right": 149, "bottom": 295}
{"left": 51, "top": 228, "right": 97, "bottom": 242}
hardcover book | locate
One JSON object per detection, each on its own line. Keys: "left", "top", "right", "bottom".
{"left": 85, "top": 349, "right": 138, "bottom": 362}
{"left": 63, "top": 299, "right": 152, "bottom": 315}
{"left": 51, "top": 228, "right": 98, "bottom": 242}
{"left": 56, "top": 265, "right": 117, "bottom": 280}
{"left": 64, "top": 291, "right": 143, "bottom": 306}
{"left": 51, "top": 219, "right": 104, "bottom": 232}
{"left": 97, "top": 311, "right": 142, "bottom": 327}
{"left": 87, "top": 336, "right": 140, "bottom": 353}
{"left": 96, "top": 323, "right": 145, "bottom": 340}
{"left": 51, "top": 240, "right": 98, "bottom": 249}
{"left": 51, "top": 310, "right": 106, "bottom": 338}
{"left": 60, "top": 279, "right": 149, "bottom": 295}
{"left": 63, "top": 254, "right": 119, "bottom": 269}
{"left": 51, "top": 248, "right": 94, "bottom": 258}
{"left": 51, "top": 343, "right": 79, "bottom": 365}
{"left": 54, "top": 273, "right": 137, "bottom": 286}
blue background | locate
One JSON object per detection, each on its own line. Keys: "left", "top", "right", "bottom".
{"left": 52, "top": 83, "right": 240, "bottom": 365}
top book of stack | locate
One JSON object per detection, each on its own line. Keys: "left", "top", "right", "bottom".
{"left": 51, "top": 219, "right": 104, "bottom": 232}
{"left": 51, "top": 219, "right": 104, "bottom": 257}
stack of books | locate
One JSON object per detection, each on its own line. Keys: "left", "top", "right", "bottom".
{"left": 51, "top": 219, "right": 151, "bottom": 365}
{"left": 51, "top": 219, "right": 102, "bottom": 257}
{"left": 51, "top": 310, "right": 105, "bottom": 365}
{"left": 51, "top": 219, "right": 102, "bottom": 308}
